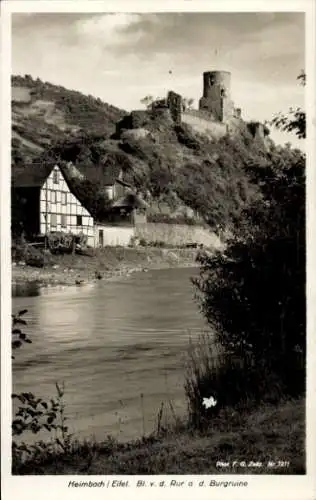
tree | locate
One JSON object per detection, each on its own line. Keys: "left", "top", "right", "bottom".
{"left": 193, "top": 74, "right": 306, "bottom": 399}
{"left": 270, "top": 71, "right": 306, "bottom": 139}
{"left": 182, "top": 97, "right": 194, "bottom": 110}
{"left": 140, "top": 95, "right": 154, "bottom": 109}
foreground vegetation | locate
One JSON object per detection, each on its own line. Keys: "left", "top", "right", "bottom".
{"left": 13, "top": 397, "right": 304, "bottom": 475}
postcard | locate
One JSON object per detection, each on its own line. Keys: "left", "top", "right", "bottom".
{"left": 1, "top": 1, "right": 315, "bottom": 499}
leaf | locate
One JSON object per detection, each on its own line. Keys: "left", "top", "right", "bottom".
{"left": 26, "top": 408, "right": 38, "bottom": 418}
{"left": 18, "top": 309, "right": 28, "bottom": 316}
{"left": 14, "top": 318, "right": 27, "bottom": 326}
{"left": 19, "top": 333, "right": 26, "bottom": 340}
{"left": 12, "top": 340, "right": 22, "bottom": 349}
{"left": 55, "top": 382, "right": 64, "bottom": 397}
{"left": 12, "top": 328, "right": 22, "bottom": 335}
{"left": 41, "top": 401, "right": 48, "bottom": 409}
{"left": 25, "top": 339, "right": 32, "bottom": 343}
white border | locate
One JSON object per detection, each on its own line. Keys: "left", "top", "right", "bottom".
{"left": 1, "top": 1, "right": 316, "bottom": 500}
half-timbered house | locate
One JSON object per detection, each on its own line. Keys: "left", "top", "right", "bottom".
{"left": 12, "top": 162, "right": 148, "bottom": 248}
{"left": 12, "top": 163, "right": 95, "bottom": 246}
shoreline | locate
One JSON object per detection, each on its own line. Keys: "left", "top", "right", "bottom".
{"left": 12, "top": 246, "right": 200, "bottom": 289}
{"left": 13, "top": 397, "right": 304, "bottom": 475}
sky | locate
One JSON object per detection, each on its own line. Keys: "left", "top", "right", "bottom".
{"left": 12, "top": 12, "right": 305, "bottom": 148}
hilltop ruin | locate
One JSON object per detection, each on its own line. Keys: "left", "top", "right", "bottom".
{"left": 117, "top": 70, "right": 270, "bottom": 146}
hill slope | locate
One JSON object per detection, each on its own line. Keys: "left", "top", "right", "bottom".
{"left": 12, "top": 74, "right": 125, "bottom": 165}
{"left": 11, "top": 75, "right": 279, "bottom": 229}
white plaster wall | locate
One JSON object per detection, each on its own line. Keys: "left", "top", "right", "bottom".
{"left": 40, "top": 165, "right": 95, "bottom": 244}
{"left": 96, "top": 225, "right": 135, "bottom": 247}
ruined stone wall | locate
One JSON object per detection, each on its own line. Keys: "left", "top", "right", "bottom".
{"left": 135, "top": 222, "right": 223, "bottom": 249}
{"left": 182, "top": 110, "right": 228, "bottom": 139}
{"left": 167, "top": 91, "right": 182, "bottom": 124}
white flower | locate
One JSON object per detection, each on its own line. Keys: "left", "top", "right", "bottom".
{"left": 202, "top": 396, "right": 217, "bottom": 409}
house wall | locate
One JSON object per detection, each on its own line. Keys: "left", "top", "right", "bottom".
{"left": 40, "top": 165, "right": 95, "bottom": 246}
{"left": 104, "top": 181, "right": 125, "bottom": 201}
{"left": 135, "top": 223, "right": 223, "bottom": 249}
{"left": 95, "top": 224, "right": 135, "bottom": 247}
{"left": 105, "top": 186, "right": 114, "bottom": 200}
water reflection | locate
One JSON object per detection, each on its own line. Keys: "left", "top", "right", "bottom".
{"left": 12, "top": 268, "right": 208, "bottom": 442}
{"left": 12, "top": 281, "right": 40, "bottom": 297}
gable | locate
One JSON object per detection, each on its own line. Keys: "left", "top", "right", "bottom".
{"left": 42, "top": 165, "right": 93, "bottom": 216}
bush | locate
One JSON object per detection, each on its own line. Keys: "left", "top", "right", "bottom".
{"left": 24, "top": 246, "right": 45, "bottom": 267}
{"left": 12, "top": 243, "right": 46, "bottom": 267}
{"left": 193, "top": 146, "right": 305, "bottom": 399}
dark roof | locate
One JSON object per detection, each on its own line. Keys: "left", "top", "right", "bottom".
{"left": 117, "top": 178, "right": 132, "bottom": 189}
{"left": 11, "top": 163, "right": 54, "bottom": 188}
{"left": 12, "top": 160, "right": 123, "bottom": 189}
{"left": 112, "top": 191, "right": 149, "bottom": 210}
{"left": 11, "top": 162, "right": 94, "bottom": 216}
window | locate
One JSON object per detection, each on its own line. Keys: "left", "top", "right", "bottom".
{"left": 61, "top": 192, "right": 67, "bottom": 205}
{"left": 53, "top": 170, "right": 59, "bottom": 184}
{"left": 51, "top": 191, "right": 57, "bottom": 204}
{"left": 51, "top": 214, "right": 57, "bottom": 229}
{"left": 76, "top": 215, "right": 82, "bottom": 226}
{"left": 61, "top": 214, "right": 67, "bottom": 228}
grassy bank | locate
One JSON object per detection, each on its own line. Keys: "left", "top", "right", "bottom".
{"left": 12, "top": 246, "right": 199, "bottom": 288}
{"left": 12, "top": 397, "right": 305, "bottom": 475}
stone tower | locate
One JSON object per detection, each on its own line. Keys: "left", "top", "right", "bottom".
{"left": 199, "top": 70, "right": 234, "bottom": 122}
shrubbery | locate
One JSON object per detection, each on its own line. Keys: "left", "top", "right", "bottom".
{"left": 187, "top": 78, "right": 306, "bottom": 427}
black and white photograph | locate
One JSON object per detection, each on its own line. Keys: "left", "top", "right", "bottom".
{"left": 1, "top": 1, "right": 315, "bottom": 499}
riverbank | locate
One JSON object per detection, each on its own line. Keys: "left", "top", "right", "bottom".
{"left": 12, "top": 247, "right": 200, "bottom": 288}
{"left": 12, "top": 397, "right": 305, "bottom": 475}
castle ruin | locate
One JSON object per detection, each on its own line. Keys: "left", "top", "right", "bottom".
{"left": 165, "top": 70, "right": 243, "bottom": 132}
{"left": 199, "top": 70, "right": 235, "bottom": 122}
{"left": 116, "top": 69, "right": 270, "bottom": 146}
{"left": 165, "top": 70, "right": 269, "bottom": 144}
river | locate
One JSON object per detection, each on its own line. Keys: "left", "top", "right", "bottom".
{"left": 12, "top": 267, "right": 209, "bottom": 443}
